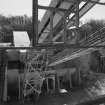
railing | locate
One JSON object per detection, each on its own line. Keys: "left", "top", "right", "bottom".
{"left": 0, "top": 31, "right": 12, "bottom": 43}
{"left": 80, "top": 27, "right": 105, "bottom": 46}
{"left": 8, "top": 17, "right": 32, "bottom": 26}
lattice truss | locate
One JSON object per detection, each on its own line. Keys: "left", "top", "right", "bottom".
{"left": 23, "top": 49, "right": 48, "bottom": 97}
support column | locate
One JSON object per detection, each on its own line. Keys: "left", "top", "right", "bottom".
{"left": 69, "top": 73, "right": 72, "bottom": 88}
{"left": 78, "top": 68, "right": 81, "bottom": 85}
{"left": 57, "top": 75, "right": 60, "bottom": 92}
{"left": 18, "top": 73, "right": 21, "bottom": 100}
{"left": 32, "top": 0, "right": 38, "bottom": 46}
{"left": 3, "top": 64, "right": 7, "bottom": 102}
{"left": 0, "top": 50, "right": 7, "bottom": 102}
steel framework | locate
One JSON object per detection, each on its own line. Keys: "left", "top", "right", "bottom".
{"left": 31, "top": 0, "right": 105, "bottom": 49}
{"left": 0, "top": 0, "right": 104, "bottom": 49}
{"left": 1, "top": 1, "right": 105, "bottom": 104}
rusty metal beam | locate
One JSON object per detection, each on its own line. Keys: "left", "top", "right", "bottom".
{"left": 38, "top": 5, "right": 74, "bottom": 12}
{"left": 36, "top": 44, "right": 105, "bottom": 49}
{"left": 64, "top": 0, "right": 77, "bottom": 3}
{"left": 83, "top": 0, "right": 105, "bottom": 5}
{"left": 1, "top": 44, "right": 105, "bottom": 50}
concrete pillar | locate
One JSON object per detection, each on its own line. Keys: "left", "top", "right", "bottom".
{"left": 3, "top": 65, "right": 7, "bottom": 102}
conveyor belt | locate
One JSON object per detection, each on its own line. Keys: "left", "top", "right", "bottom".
{"left": 49, "top": 27, "right": 105, "bottom": 66}
{"left": 48, "top": 27, "right": 105, "bottom": 64}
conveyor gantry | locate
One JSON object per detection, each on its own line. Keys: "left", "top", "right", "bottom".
{"left": 34, "top": 0, "right": 105, "bottom": 66}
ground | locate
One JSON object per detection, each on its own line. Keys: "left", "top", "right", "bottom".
{"left": 1, "top": 73, "right": 105, "bottom": 105}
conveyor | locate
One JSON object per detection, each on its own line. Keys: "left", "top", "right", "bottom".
{"left": 49, "top": 27, "right": 105, "bottom": 66}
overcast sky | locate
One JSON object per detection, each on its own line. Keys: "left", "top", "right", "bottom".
{"left": 0, "top": 0, "right": 105, "bottom": 46}
{"left": 0, "top": 0, "right": 105, "bottom": 21}
{"left": 0, "top": 0, "right": 51, "bottom": 20}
